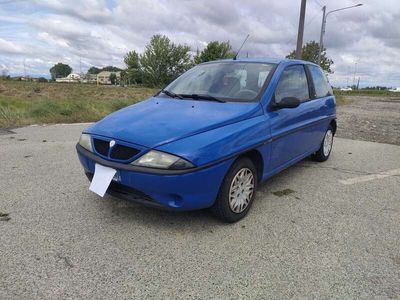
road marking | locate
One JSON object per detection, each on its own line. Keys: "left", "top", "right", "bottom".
{"left": 339, "top": 168, "right": 400, "bottom": 185}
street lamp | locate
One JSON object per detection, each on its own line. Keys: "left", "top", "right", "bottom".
{"left": 317, "top": 3, "right": 363, "bottom": 65}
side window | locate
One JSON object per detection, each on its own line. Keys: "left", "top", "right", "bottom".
{"left": 308, "top": 65, "right": 333, "bottom": 98}
{"left": 275, "top": 65, "right": 309, "bottom": 103}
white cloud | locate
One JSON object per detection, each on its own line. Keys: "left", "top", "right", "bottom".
{"left": 0, "top": 38, "right": 24, "bottom": 54}
{"left": 0, "top": 0, "right": 399, "bottom": 87}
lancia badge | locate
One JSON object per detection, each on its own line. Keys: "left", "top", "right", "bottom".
{"left": 109, "top": 140, "right": 116, "bottom": 148}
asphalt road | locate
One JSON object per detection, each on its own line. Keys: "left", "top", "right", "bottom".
{"left": 1, "top": 124, "right": 399, "bottom": 299}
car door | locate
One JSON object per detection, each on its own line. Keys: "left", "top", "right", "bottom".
{"left": 267, "top": 64, "right": 319, "bottom": 171}
{"left": 306, "top": 64, "right": 336, "bottom": 147}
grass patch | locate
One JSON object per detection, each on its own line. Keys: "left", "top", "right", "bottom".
{"left": 0, "top": 80, "right": 157, "bottom": 128}
{"left": 333, "top": 89, "right": 399, "bottom": 106}
{"left": 334, "top": 89, "right": 398, "bottom": 97}
{"left": 335, "top": 94, "right": 346, "bottom": 105}
{"left": 4, "top": 80, "right": 391, "bottom": 128}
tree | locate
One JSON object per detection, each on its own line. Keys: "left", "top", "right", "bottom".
{"left": 194, "top": 41, "right": 235, "bottom": 64}
{"left": 124, "top": 51, "right": 140, "bottom": 69}
{"left": 109, "top": 73, "right": 117, "bottom": 85}
{"left": 139, "top": 35, "right": 192, "bottom": 87}
{"left": 49, "top": 63, "right": 72, "bottom": 79}
{"left": 124, "top": 50, "right": 142, "bottom": 84}
{"left": 87, "top": 66, "right": 101, "bottom": 74}
{"left": 102, "top": 66, "right": 122, "bottom": 72}
{"left": 286, "top": 41, "right": 333, "bottom": 73}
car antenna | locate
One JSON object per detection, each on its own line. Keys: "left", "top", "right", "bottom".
{"left": 233, "top": 34, "right": 250, "bottom": 60}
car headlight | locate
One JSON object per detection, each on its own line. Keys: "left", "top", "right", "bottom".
{"left": 79, "top": 133, "right": 93, "bottom": 152}
{"left": 131, "top": 150, "right": 195, "bottom": 170}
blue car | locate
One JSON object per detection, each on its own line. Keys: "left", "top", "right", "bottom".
{"left": 76, "top": 58, "right": 336, "bottom": 222}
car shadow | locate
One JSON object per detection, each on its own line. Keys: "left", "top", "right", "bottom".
{"left": 95, "top": 157, "right": 318, "bottom": 229}
{"left": 101, "top": 194, "right": 224, "bottom": 229}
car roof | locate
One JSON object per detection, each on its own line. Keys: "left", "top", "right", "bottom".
{"left": 201, "top": 57, "right": 319, "bottom": 67}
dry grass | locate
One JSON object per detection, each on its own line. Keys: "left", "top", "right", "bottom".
{"left": 0, "top": 80, "right": 157, "bottom": 128}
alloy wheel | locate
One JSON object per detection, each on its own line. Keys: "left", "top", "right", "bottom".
{"left": 228, "top": 168, "right": 255, "bottom": 213}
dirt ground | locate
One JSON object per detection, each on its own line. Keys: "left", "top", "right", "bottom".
{"left": 336, "top": 96, "right": 400, "bottom": 146}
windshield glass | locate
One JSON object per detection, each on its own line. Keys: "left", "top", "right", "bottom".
{"left": 164, "top": 62, "right": 276, "bottom": 102}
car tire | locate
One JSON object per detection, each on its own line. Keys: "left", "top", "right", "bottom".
{"left": 312, "top": 125, "right": 334, "bottom": 162}
{"left": 211, "top": 157, "right": 258, "bottom": 223}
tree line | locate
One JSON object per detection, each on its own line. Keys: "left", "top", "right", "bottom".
{"left": 121, "top": 35, "right": 237, "bottom": 87}
{"left": 49, "top": 34, "right": 333, "bottom": 87}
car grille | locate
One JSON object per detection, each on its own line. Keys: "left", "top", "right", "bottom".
{"left": 93, "top": 138, "right": 140, "bottom": 161}
{"left": 93, "top": 139, "right": 109, "bottom": 156}
{"left": 110, "top": 144, "right": 140, "bottom": 160}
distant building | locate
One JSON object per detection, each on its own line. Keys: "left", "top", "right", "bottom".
{"left": 56, "top": 73, "right": 81, "bottom": 83}
{"left": 97, "top": 71, "right": 121, "bottom": 85}
{"left": 82, "top": 74, "right": 97, "bottom": 84}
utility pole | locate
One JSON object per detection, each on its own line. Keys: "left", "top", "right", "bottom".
{"left": 295, "top": 0, "right": 307, "bottom": 59}
{"left": 318, "top": 6, "right": 326, "bottom": 65}
{"left": 317, "top": 4, "right": 363, "bottom": 65}
{"left": 353, "top": 61, "right": 358, "bottom": 87}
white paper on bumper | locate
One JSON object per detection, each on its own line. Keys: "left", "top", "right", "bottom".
{"left": 89, "top": 163, "right": 117, "bottom": 197}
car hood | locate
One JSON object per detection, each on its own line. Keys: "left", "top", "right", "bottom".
{"left": 85, "top": 97, "right": 263, "bottom": 148}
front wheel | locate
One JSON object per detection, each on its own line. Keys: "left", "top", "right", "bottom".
{"left": 312, "top": 125, "right": 334, "bottom": 162}
{"left": 211, "top": 157, "right": 257, "bottom": 223}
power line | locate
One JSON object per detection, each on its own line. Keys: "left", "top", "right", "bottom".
{"left": 305, "top": 11, "right": 320, "bottom": 26}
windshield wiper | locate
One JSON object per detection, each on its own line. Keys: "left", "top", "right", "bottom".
{"left": 159, "top": 89, "right": 183, "bottom": 99}
{"left": 181, "top": 94, "right": 226, "bottom": 103}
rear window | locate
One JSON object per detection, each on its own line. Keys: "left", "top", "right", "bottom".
{"left": 275, "top": 65, "right": 310, "bottom": 103}
{"left": 308, "top": 65, "right": 333, "bottom": 98}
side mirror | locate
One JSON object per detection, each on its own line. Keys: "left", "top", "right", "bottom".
{"left": 273, "top": 96, "right": 301, "bottom": 109}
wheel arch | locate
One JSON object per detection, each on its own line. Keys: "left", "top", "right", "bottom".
{"left": 237, "top": 149, "right": 264, "bottom": 183}
{"left": 330, "top": 119, "right": 337, "bottom": 135}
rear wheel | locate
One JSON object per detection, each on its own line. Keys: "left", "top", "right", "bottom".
{"left": 211, "top": 157, "right": 257, "bottom": 223}
{"left": 312, "top": 125, "right": 334, "bottom": 162}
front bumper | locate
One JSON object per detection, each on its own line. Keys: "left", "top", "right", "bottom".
{"left": 77, "top": 144, "right": 233, "bottom": 211}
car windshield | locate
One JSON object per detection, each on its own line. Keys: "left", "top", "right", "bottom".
{"left": 163, "top": 62, "right": 276, "bottom": 102}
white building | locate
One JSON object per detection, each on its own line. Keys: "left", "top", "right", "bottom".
{"left": 56, "top": 73, "right": 81, "bottom": 83}
{"left": 97, "top": 71, "right": 121, "bottom": 85}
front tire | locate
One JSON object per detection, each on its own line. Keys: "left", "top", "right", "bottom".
{"left": 312, "top": 125, "right": 334, "bottom": 162}
{"left": 211, "top": 157, "right": 257, "bottom": 223}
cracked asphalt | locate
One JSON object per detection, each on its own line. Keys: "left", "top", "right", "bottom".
{"left": 1, "top": 124, "right": 399, "bottom": 299}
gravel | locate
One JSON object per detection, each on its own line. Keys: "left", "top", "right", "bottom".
{"left": 337, "top": 95, "right": 400, "bottom": 145}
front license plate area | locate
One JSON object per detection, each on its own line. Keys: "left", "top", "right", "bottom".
{"left": 89, "top": 164, "right": 117, "bottom": 197}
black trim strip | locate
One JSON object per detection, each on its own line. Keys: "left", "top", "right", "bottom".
{"left": 76, "top": 116, "right": 335, "bottom": 175}
{"left": 85, "top": 172, "right": 168, "bottom": 210}
{"left": 77, "top": 143, "right": 197, "bottom": 175}
{"left": 77, "top": 142, "right": 265, "bottom": 175}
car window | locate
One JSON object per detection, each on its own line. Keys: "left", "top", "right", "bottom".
{"left": 165, "top": 62, "right": 275, "bottom": 102}
{"left": 308, "top": 65, "right": 333, "bottom": 98}
{"left": 275, "top": 65, "right": 309, "bottom": 103}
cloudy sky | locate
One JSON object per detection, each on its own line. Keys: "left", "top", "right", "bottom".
{"left": 0, "top": 0, "right": 399, "bottom": 87}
